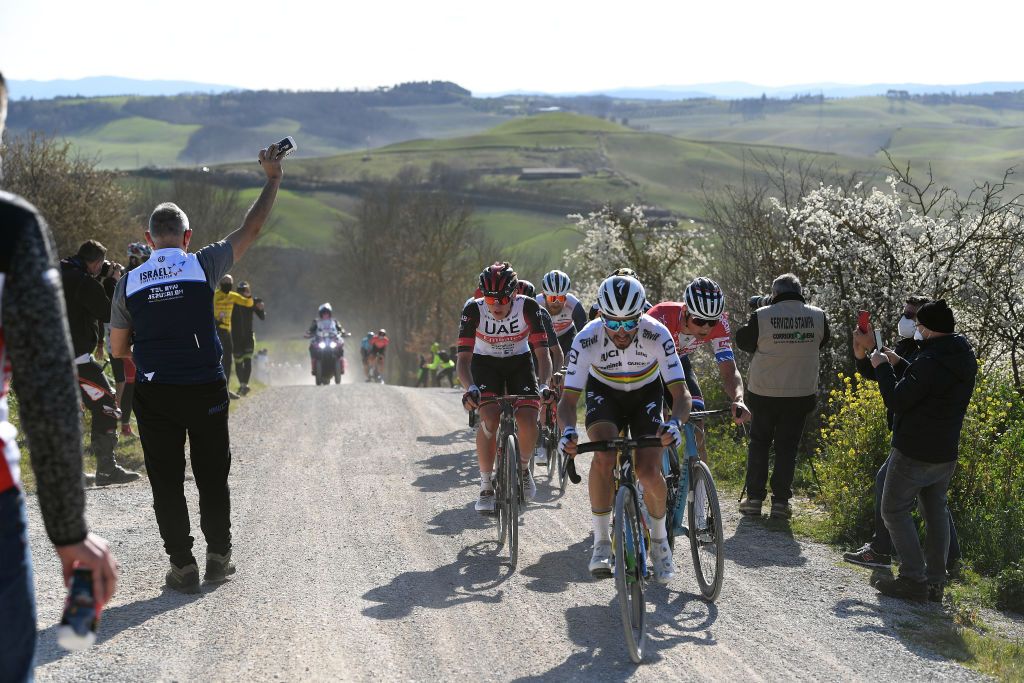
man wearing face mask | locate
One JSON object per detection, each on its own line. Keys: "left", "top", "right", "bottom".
{"left": 868, "top": 300, "right": 977, "bottom": 602}
{"left": 212, "top": 273, "right": 253, "bottom": 399}
{"left": 843, "top": 296, "right": 962, "bottom": 579}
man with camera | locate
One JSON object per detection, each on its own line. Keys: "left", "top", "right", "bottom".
{"left": 60, "top": 240, "right": 141, "bottom": 485}
{"left": 109, "top": 142, "right": 285, "bottom": 593}
{"left": 735, "top": 273, "right": 829, "bottom": 519}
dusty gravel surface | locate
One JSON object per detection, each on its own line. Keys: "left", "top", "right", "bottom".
{"left": 27, "top": 384, "right": 986, "bottom": 681}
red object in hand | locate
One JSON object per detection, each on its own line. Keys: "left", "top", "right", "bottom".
{"left": 857, "top": 310, "right": 870, "bottom": 333}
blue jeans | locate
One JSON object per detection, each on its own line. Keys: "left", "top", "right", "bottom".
{"left": 0, "top": 488, "right": 37, "bottom": 682}
{"left": 871, "top": 452, "right": 961, "bottom": 566}
{"left": 881, "top": 449, "right": 957, "bottom": 585}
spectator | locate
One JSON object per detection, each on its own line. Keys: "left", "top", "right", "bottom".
{"left": 1, "top": 70, "right": 119, "bottom": 680}
{"left": 101, "top": 261, "right": 138, "bottom": 439}
{"left": 230, "top": 281, "right": 265, "bottom": 396}
{"left": 213, "top": 273, "right": 253, "bottom": 399}
{"left": 870, "top": 300, "right": 977, "bottom": 602}
{"left": 109, "top": 142, "right": 285, "bottom": 593}
{"left": 843, "top": 296, "right": 961, "bottom": 576}
{"left": 60, "top": 240, "right": 140, "bottom": 485}
{"left": 735, "top": 273, "right": 829, "bottom": 519}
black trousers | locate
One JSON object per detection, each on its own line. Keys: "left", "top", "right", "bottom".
{"left": 744, "top": 391, "right": 815, "bottom": 503}
{"left": 76, "top": 359, "right": 119, "bottom": 438}
{"left": 134, "top": 379, "right": 232, "bottom": 567}
{"left": 217, "top": 327, "right": 233, "bottom": 384}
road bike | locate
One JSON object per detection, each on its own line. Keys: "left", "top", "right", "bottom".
{"left": 570, "top": 436, "right": 664, "bottom": 664}
{"left": 662, "top": 409, "right": 728, "bottom": 601}
{"left": 479, "top": 394, "right": 539, "bottom": 571}
{"left": 536, "top": 399, "right": 567, "bottom": 491}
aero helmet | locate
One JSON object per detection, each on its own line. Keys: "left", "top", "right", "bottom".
{"left": 479, "top": 262, "right": 518, "bottom": 299}
{"left": 597, "top": 276, "right": 646, "bottom": 319}
{"left": 541, "top": 270, "right": 571, "bottom": 296}
{"left": 684, "top": 277, "right": 725, "bottom": 321}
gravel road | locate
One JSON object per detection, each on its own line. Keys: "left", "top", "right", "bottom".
{"left": 26, "top": 383, "right": 986, "bottom": 681}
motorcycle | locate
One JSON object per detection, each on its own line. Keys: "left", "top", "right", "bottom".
{"left": 309, "top": 326, "right": 350, "bottom": 386}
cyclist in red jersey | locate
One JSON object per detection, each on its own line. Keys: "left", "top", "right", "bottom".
{"left": 369, "top": 328, "right": 390, "bottom": 379}
{"left": 647, "top": 277, "right": 750, "bottom": 459}
{"left": 459, "top": 263, "right": 553, "bottom": 510}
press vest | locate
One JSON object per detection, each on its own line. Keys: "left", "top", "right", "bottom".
{"left": 124, "top": 248, "right": 224, "bottom": 384}
{"left": 747, "top": 299, "right": 826, "bottom": 397}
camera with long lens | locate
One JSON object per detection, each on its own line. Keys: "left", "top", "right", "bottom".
{"left": 749, "top": 294, "right": 773, "bottom": 310}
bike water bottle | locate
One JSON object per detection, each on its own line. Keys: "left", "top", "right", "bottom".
{"left": 57, "top": 568, "right": 99, "bottom": 650}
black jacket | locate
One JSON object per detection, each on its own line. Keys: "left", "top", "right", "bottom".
{"left": 60, "top": 257, "right": 110, "bottom": 357}
{"left": 856, "top": 336, "right": 919, "bottom": 430}
{"left": 875, "top": 334, "right": 978, "bottom": 464}
{"left": 231, "top": 296, "right": 265, "bottom": 350}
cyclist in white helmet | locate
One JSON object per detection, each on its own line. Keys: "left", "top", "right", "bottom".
{"left": 557, "top": 275, "right": 692, "bottom": 583}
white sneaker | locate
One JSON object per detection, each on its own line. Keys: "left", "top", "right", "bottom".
{"left": 589, "top": 541, "right": 613, "bottom": 577}
{"left": 535, "top": 445, "right": 548, "bottom": 466}
{"left": 650, "top": 538, "right": 675, "bottom": 584}
{"left": 475, "top": 490, "right": 496, "bottom": 514}
{"left": 522, "top": 468, "right": 536, "bottom": 501}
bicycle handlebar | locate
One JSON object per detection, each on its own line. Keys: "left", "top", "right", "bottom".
{"left": 575, "top": 437, "right": 664, "bottom": 454}
{"left": 689, "top": 408, "right": 733, "bottom": 420}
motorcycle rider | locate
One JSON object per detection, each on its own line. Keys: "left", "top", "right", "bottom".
{"left": 306, "top": 303, "right": 347, "bottom": 376}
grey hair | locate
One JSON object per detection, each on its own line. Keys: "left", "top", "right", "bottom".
{"left": 148, "top": 202, "right": 190, "bottom": 242}
{"left": 771, "top": 273, "right": 802, "bottom": 296}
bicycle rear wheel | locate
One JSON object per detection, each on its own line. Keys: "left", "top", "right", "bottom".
{"left": 687, "top": 460, "right": 725, "bottom": 601}
{"left": 662, "top": 447, "right": 681, "bottom": 552}
{"left": 614, "top": 484, "right": 647, "bottom": 664}
{"left": 505, "top": 433, "right": 521, "bottom": 570}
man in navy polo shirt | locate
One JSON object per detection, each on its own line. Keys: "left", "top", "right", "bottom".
{"left": 110, "top": 143, "right": 286, "bottom": 592}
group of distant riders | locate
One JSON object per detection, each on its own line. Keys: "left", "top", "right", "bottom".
{"left": 457, "top": 263, "right": 751, "bottom": 582}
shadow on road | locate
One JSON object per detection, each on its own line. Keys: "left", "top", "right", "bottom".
{"left": 520, "top": 537, "right": 592, "bottom": 594}
{"left": 833, "top": 596, "right": 965, "bottom": 665}
{"left": 427, "top": 503, "right": 494, "bottom": 536}
{"left": 416, "top": 430, "right": 475, "bottom": 447}
{"left": 515, "top": 591, "right": 718, "bottom": 681}
{"left": 724, "top": 515, "right": 808, "bottom": 568}
{"left": 362, "top": 541, "right": 510, "bottom": 620}
{"left": 412, "top": 448, "right": 477, "bottom": 493}
{"left": 33, "top": 588, "right": 203, "bottom": 667}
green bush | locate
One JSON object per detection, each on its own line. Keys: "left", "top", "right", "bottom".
{"left": 815, "top": 366, "right": 1023, "bottom": 577}
{"left": 996, "top": 562, "right": 1024, "bottom": 613}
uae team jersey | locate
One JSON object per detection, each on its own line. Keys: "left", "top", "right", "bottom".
{"left": 563, "top": 315, "right": 686, "bottom": 393}
{"left": 458, "top": 295, "right": 550, "bottom": 357}
{"left": 535, "top": 293, "right": 588, "bottom": 338}
{"left": 646, "top": 302, "right": 735, "bottom": 364}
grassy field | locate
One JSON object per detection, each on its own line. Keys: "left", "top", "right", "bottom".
{"left": 65, "top": 116, "right": 200, "bottom": 168}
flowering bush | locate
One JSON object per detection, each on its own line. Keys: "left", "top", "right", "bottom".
{"left": 562, "top": 204, "right": 707, "bottom": 304}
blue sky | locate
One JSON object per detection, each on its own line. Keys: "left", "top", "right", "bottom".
{"left": 2, "top": 0, "right": 1021, "bottom": 93}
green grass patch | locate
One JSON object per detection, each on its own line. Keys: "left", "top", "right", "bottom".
{"left": 66, "top": 116, "right": 200, "bottom": 169}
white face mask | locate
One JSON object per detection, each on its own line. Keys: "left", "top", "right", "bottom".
{"left": 898, "top": 316, "right": 917, "bottom": 339}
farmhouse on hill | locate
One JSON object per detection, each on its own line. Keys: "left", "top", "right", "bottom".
{"left": 518, "top": 167, "right": 583, "bottom": 180}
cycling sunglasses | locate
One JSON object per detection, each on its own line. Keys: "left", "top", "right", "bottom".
{"left": 604, "top": 317, "right": 640, "bottom": 332}
{"left": 484, "top": 295, "right": 511, "bottom": 305}
{"left": 687, "top": 313, "right": 717, "bottom": 327}
{"left": 545, "top": 294, "right": 567, "bottom": 303}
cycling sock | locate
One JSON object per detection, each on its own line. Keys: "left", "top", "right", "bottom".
{"left": 650, "top": 513, "right": 667, "bottom": 541}
{"left": 592, "top": 510, "right": 612, "bottom": 544}
{"left": 480, "top": 471, "right": 493, "bottom": 491}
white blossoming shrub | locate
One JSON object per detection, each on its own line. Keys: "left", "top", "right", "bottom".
{"left": 563, "top": 205, "right": 708, "bottom": 305}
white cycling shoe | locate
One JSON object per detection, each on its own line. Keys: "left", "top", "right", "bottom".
{"left": 589, "top": 541, "right": 613, "bottom": 578}
{"left": 522, "top": 468, "right": 537, "bottom": 501}
{"left": 650, "top": 538, "right": 675, "bottom": 584}
{"left": 475, "top": 490, "right": 496, "bottom": 514}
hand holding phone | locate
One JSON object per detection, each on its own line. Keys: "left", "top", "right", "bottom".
{"left": 857, "top": 310, "right": 870, "bottom": 333}
{"left": 258, "top": 136, "right": 296, "bottom": 165}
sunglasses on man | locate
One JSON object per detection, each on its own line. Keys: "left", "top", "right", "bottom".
{"left": 545, "top": 294, "right": 567, "bottom": 303}
{"left": 484, "top": 295, "right": 511, "bottom": 306}
{"left": 604, "top": 317, "right": 640, "bottom": 332}
{"left": 687, "top": 313, "right": 717, "bottom": 328}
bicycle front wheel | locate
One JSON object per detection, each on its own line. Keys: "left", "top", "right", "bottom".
{"left": 688, "top": 460, "right": 725, "bottom": 601}
{"left": 495, "top": 442, "right": 507, "bottom": 551}
{"left": 505, "top": 432, "right": 521, "bottom": 571}
{"left": 614, "top": 484, "right": 647, "bottom": 664}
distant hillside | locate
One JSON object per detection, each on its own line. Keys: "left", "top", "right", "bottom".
{"left": 7, "top": 76, "right": 239, "bottom": 100}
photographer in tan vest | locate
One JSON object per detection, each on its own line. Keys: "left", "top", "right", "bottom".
{"left": 735, "top": 273, "right": 829, "bottom": 519}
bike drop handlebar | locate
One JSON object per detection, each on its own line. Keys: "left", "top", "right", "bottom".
{"left": 566, "top": 437, "right": 665, "bottom": 484}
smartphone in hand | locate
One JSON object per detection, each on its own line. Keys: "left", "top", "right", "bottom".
{"left": 857, "top": 310, "right": 870, "bottom": 333}
{"left": 259, "top": 136, "right": 297, "bottom": 164}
